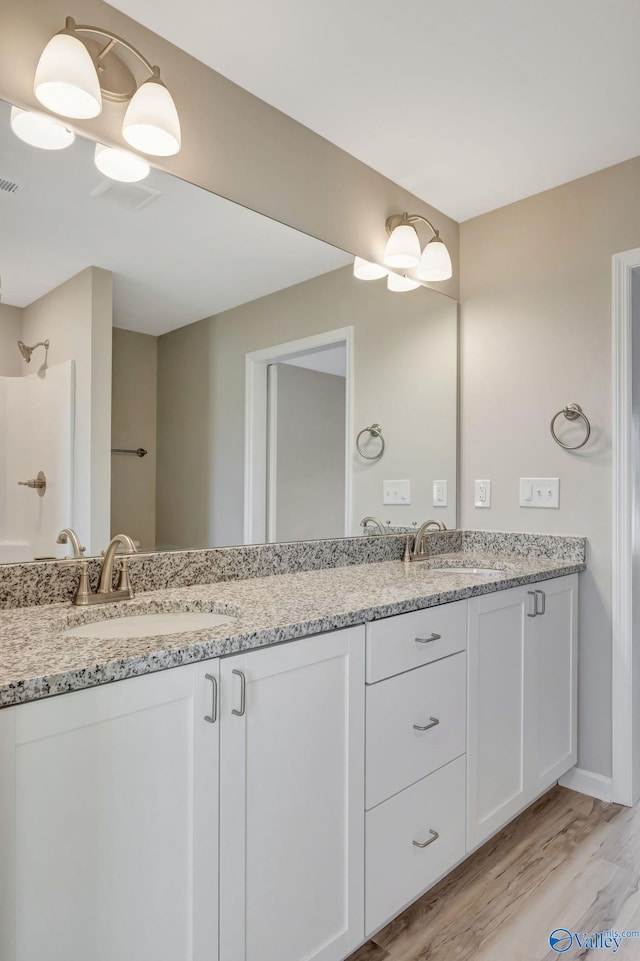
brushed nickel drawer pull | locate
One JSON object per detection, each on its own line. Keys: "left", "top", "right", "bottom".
{"left": 413, "top": 829, "right": 439, "bottom": 848}
{"left": 204, "top": 673, "right": 217, "bottom": 724}
{"left": 535, "top": 589, "right": 546, "bottom": 615}
{"left": 415, "top": 632, "right": 441, "bottom": 644}
{"left": 527, "top": 591, "right": 537, "bottom": 617}
{"left": 413, "top": 716, "right": 440, "bottom": 732}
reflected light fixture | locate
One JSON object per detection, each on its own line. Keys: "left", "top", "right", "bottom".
{"left": 94, "top": 143, "right": 150, "bottom": 182}
{"left": 387, "top": 272, "right": 421, "bottom": 293}
{"left": 33, "top": 17, "right": 181, "bottom": 156}
{"left": 9, "top": 105, "right": 75, "bottom": 150}
{"left": 353, "top": 257, "right": 388, "bottom": 280}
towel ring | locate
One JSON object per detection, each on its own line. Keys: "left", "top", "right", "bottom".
{"left": 356, "top": 423, "right": 385, "bottom": 460}
{"left": 550, "top": 403, "right": 591, "bottom": 450}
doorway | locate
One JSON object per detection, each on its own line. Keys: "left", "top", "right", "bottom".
{"left": 612, "top": 248, "right": 640, "bottom": 805}
{"left": 244, "top": 327, "right": 353, "bottom": 544}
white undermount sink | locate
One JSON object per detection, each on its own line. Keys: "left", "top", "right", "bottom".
{"left": 62, "top": 610, "right": 236, "bottom": 640}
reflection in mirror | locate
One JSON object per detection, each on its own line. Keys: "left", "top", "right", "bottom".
{"left": 0, "top": 98, "right": 457, "bottom": 562}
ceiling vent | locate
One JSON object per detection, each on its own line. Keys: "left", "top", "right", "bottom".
{"left": 89, "top": 179, "right": 161, "bottom": 211}
{"left": 0, "top": 177, "right": 23, "bottom": 195}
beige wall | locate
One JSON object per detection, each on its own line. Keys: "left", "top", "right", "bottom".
{"left": 22, "top": 267, "right": 113, "bottom": 553}
{"left": 272, "top": 364, "right": 345, "bottom": 542}
{"left": 0, "top": 305, "right": 22, "bottom": 376}
{"left": 459, "top": 156, "right": 640, "bottom": 780}
{"left": 0, "top": 0, "right": 458, "bottom": 301}
{"left": 111, "top": 328, "right": 157, "bottom": 549}
{"left": 157, "top": 265, "right": 457, "bottom": 547}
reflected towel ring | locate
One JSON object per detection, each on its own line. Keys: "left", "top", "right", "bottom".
{"left": 550, "top": 403, "right": 591, "bottom": 450}
{"left": 356, "top": 423, "right": 385, "bottom": 460}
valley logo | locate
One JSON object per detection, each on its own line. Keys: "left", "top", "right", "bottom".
{"left": 549, "top": 928, "right": 640, "bottom": 953}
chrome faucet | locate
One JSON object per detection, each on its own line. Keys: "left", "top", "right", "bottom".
{"left": 407, "top": 519, "right": 447, "bottom": 562}
{"left": 59, "top": 533, "right": 137, "bottom": 606}
{"left": 56, "top": 528, "right": 86, "bottom": 558}
{"left": 360, "top": 516, "right": 388, "bottom": 535}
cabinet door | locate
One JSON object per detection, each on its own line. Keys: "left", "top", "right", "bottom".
{"left": 219, "top": 628, "right": 365, "bottom": 961}
{"left": 0, "top": 661, "right": 220, "bottom": 961}
{"left": 467, "top": 586, "right": 531, "bottom": 850}
{"left": 529, "top": 574, "right": 578, "bottom": 793}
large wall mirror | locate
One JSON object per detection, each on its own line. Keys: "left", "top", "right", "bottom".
{"left": 0, "top": 98, "right": 458, "bottom": 562}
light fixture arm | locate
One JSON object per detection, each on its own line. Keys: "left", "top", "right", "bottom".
{"left": 385, "top": 212, "right": 441, "bottom": 240}
{"left": 64, "top": 16, "right": 160, "bottom": 83}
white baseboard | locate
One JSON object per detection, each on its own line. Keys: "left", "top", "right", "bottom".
{"left": 559, "top": 766, "right": 613, "bottom": 802}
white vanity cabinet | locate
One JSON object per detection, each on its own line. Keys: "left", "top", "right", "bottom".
{"left": 364, "top": 601, "right": 468, "bottom": 934}
{"left": 467, "top": 574, "right": 578, "bottom": 849}
{"left": 0, "top": 659, "right": 221, "bottom": 961}
{"left": 218, "top": 627, "right": 365, "bottom": 961}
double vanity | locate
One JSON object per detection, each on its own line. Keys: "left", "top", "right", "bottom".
{"left": 0, "top": 530, "right": 583, "bottom": 961}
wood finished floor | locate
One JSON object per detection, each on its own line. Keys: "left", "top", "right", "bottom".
{"left": 348, "top": 786, "right": 640, "bottom": 960}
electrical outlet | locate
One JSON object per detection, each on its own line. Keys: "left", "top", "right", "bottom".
{"left": 519, "top": 477, "right": 560, "bottom": 508}
{"left": 383, "top": 480, "right": 410, "bottom": 505}
{"left": 474, "top": 479, "right": 491, "bottom": 508}
{"left": 432, "top": 480, "right": 448, "bottom": 507}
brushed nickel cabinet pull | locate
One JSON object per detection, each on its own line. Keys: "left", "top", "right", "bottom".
{"left": 204, "top": 673, "right": 218, "bottom": 724}
{"left": 413, "top": 829, "right": 439, "bottom": 849}
{"left": 535, "top": 589, "right": 546, "bottom": 615}
{"left": 415, "top": 632, "right": 441, "bottom": 644}
{"left": 527, "top": 591, "right": 538, "bottom": 617}
{"left": 231, "top": 669, "right": 246, "bottom": 717}
{"left": 413, "top": 716, "right": 440, "bottom": 732}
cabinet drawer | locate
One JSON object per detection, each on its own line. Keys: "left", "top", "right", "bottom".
{"left": 366, "top": 652, "right": 466, "bottom": 809}
{"left": 365, "top": 755, "right": 466, "bottom": 936}
{"left": 366, "top": 601, "right": 467, "bottom": 683}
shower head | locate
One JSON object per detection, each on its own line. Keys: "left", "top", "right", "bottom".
{"left": 17, "top": 339, "right": 49, "bottom": 364}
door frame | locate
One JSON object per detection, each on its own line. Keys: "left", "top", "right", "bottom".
{"left": 244, "top": 326, "right": 354, "bottom": 544}
{"left": 612, "top": 246, "right": 640, "bottom": 805}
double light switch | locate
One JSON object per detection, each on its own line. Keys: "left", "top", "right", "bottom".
{"left": 519, "top": 477, "right": 560, "bottom": 508}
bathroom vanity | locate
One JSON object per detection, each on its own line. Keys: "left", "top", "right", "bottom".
{"left": 0, "top": 536, "right": 582, "bottom": 961}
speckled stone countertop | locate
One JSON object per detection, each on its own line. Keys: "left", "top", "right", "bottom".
{"left": 0, "top": 548, "right": 585, "bottom": 709}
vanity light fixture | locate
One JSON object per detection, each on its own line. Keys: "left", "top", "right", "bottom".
{"left": 33, "top": 17, "right": 181, "bottom": 156}
{"left": 384, "top": 213, "right": 453, "bottom": 282}
{"left": 353, "top": 257, "right": 388, "bottom": 280}
{"left": 94, "top": 143, "right": 150, "bottom": 182}
{"left": 9, "top": 105, "right": 76, "bottom": 150}
{"left": 387, "top": 272, "right": 421, "bottom": 292}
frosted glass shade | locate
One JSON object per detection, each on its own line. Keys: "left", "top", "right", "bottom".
{"left": 10, "top": 107, "right": 75, "bottom": 150}
{"left": 123, "top": 78, "right": 181, "bottom": 156}
{"left": 387, "top": 273, "right": 421, "bottom": 292}
{"left": 34, "top": 31, "right": 102, "bottom": 119}
{"left": 353, "top": 257, "right": 387, "bottom": 280}
{"left": 416, "top": 237, "right": 453, "bottom": 282}
{"left": 383, "top": 223, "right": 421, "bottom": 269}
{"left": 94, "top": 144, "right": 150, "bottom": 182}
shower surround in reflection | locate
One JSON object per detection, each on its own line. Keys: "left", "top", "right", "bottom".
{"left": 0, "top": 361, "right": 74, "bottom": 562}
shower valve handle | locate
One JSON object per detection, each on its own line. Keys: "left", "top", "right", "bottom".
{"left": 17, "top": 471, "right": 47, "bottom": 496}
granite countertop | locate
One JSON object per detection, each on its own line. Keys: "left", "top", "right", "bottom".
{"left": 0, "top": 549, "right": 585, "bottom": 709}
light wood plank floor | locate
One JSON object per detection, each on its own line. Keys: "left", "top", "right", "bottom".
{"left": 348, "top": 786, "right": 640, "bottom": 960}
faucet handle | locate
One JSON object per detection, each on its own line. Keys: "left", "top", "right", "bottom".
{"left": 57, "top": 557, "right": 94, "bottom": 606}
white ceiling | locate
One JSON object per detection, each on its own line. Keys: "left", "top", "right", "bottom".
{"left": 0, "top": 101, "right": 350, "bottom": 335}
{"left": 109, "top": 0, "right": 640, "bottom": 221}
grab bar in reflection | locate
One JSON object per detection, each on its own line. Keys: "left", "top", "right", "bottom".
{"left": 111, "top": 447, "right": 148, "bottom": 457}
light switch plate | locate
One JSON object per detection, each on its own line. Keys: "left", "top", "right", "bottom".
{"left": 519, "top": 477, "right": 560, "bottom": 508}
{"left": 432, "top": 480, "right": 448, "bottom": 507}
{"left": 383, "top": 479, "right": 410, "bottom": 505}
{"left": 474, "top": 479, "right": 491, "bottom": 508}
